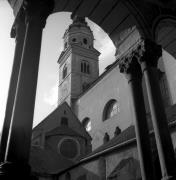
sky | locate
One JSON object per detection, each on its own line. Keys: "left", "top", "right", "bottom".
{"left": 0, "top": 1, "right": 116, "bottom": 130}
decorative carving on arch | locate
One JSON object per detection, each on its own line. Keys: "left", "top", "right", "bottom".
{"left": 118, "top": 39, "right": 162, "bottom": 69}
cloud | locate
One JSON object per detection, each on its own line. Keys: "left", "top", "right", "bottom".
{"left": 99, "top": 36, "right": 116, "bottom": 59}
{"left": 43, "top": 83, "right": 58, "bottom": 107}
{"left": 87, "top": 19, "right": 116, "bottom": 72}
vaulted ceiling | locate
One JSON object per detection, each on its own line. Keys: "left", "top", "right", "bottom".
{"left": 8, "top": 0, "right": 176, "bottom": 58}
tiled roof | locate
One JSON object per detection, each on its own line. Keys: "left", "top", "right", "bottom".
{"left": 32, "top": 102, "right": 91, "bottom": 140}
{"left": 30, "top": 146, "right": 74, "bottom": 174}
{"left": 108, "top": 157, "right": 141, "bottom": 179}
{"left": 46, "top": 126, "right": 87, "bottom": 139}
{"left": 86, "top": 125, "right": 135, "bottom": 157}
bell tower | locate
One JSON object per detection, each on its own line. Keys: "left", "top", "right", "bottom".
{"left": 58, "top": 15, "right": 100, "bottom": 108}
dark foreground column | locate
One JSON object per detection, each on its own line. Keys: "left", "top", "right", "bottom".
{"left": 0, "top": 0, "right": 54, "bottom": 179}
{"left": 119, "top": 57, "right": 155, "bottom": 180}
{"left": 0, "top": 10, "right": 26, "bottom": 163}
{"left": 138, "top": 39, "right": 176, "bottom": 180}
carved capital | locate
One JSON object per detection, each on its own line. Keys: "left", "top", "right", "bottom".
{"left": 23, "top": 0, "right": 54, "bottom": 27}
{"left": 134, "top": 39, "right": 162, "bottom": 68}
{"left": 119, "top": 55, "right": 142, "bottom": 81}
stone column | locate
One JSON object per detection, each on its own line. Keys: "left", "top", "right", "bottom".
{"left": 0, "top": 0, "right": 54, "bottom": 179}
{"left": 0, "top": 10, "right": 26, "bottom": 162}
{"left": 119, "top": 57, "right": 155, "bottom": 180}
{"left": 137, "top": 39, "right": 176, "bottom": 180}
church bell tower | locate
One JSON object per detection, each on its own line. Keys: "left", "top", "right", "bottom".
{"left": 58, "top": 15, "right": 100, "bottom": 108}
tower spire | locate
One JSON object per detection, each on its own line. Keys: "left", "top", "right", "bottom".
{"left": 71, "top": 15, "right": 87, "bottom": 25}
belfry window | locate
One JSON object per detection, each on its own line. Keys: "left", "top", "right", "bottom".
{"left": 63, "top": 64, "right": 67, "bottom": 79}
{"left": 72, "top": 38, "right": 76, "bottom": 42}
{"left": 81, "top": 61, "right": 90, "bottom": 74}
{"left": 83, "top": 38, "right": 88, "bottom": 45}
{"left": 103, "top": 99, "right": 119, "bottom": 121}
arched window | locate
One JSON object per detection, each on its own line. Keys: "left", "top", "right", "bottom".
{"left": 103, "top": 99, "right": 119, "bottom": 121}
{"left": 83, "top": 38, "right": 88, "bottom": 44}
{"left": 61, "top": 117, "right": 68, "bottom": 126}
{"left": 72, "top": 38, "right": 76, "bottom": 42}
{"left": 82, "top": 117, "right": 91, "bottom": 131}
{"left": 63, "top": 64, "right": 67, "bottom": 79}
{"left": 81, "top": 61, "right": 90, "bottom": 74}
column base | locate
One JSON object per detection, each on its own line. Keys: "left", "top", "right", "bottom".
{"left": 0, "top": 161, "right": 32, "bottom": 180}
{"left": 161, "top": 175, "right": 176, "bottom": 180}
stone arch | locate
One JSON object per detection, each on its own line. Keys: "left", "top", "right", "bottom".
{"left": 11, "top": 0, "right": 155, "bottom": 61}
{"left": 153, "top": 17, "right": 176, "bottom": 59}
{"left": 52, "top": 0, "right": 151, "bottom": 51}
{"left": 153, "top": 17, "right": 176, "bottom": 104}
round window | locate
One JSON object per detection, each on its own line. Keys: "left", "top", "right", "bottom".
{"left": 58, "top": 138, "right": 79, "bottom": 159}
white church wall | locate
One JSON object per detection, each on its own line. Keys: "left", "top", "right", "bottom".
{"left": 76, "top": 66, "right": 133, "bottom": 150}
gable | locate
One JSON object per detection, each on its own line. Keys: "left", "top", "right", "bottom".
{"left": 32, "top": 102, "right": 91, "bottom": 140}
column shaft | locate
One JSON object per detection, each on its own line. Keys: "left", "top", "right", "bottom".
{"left": 0, "top": 13, "right": 26, "bottom": 162}
{"left": 5, "top": 16, "right": 44, "bottom": 163}
{"left": 120, "top": 59, "right": 155, "bottom": 180}
{"left": 129, "top": 78, "right": 154, "bottom": 180}
{"left": 4, "top": 0, "right": 54, "bottom": 166}
{"left": 141, "top": 61, "right": 176, "bottom": 179}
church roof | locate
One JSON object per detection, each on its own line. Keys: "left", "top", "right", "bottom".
{"left": 30, "top": 146, "right": 74, "bottom": 175}
{"left": 32, "top": 102, "right": 92, "bottom": 140}
{"left": 107, "top": 157, "right": 141, "bottom": 179}
{"left": 46, "top": 126, "right": 88, "bottom": 139}
{"left": 84, "top": 125, "right": 135, "bottom": 158}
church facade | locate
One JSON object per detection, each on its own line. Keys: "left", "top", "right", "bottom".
{"left": 30, "top": 16, "right": 176, "bottom": 180}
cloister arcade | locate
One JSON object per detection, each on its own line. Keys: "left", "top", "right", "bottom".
{"left": 1, "top": 0, "right": 176, "bottom": 179}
